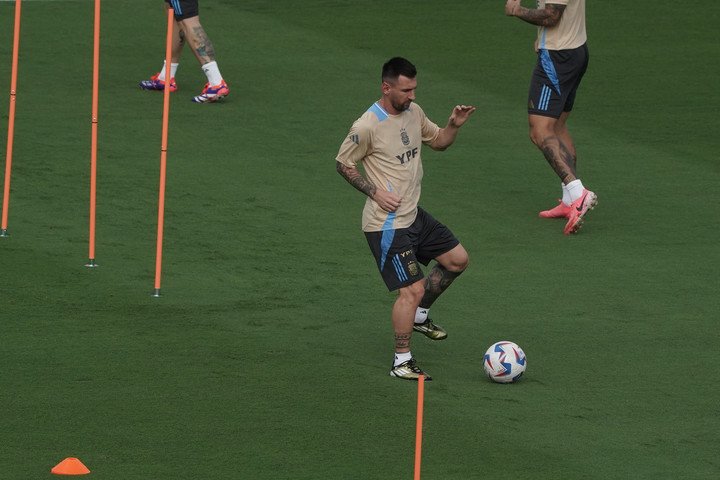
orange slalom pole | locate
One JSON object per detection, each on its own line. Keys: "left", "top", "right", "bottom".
{"left": 86, "top": 0, "right": 101, "bottom": 267}
{"left": 153, "top": 7, "right": 174, "bottom": 297}
{"left": 413, "top": 375, "right": 425, "bottom": 480}
{"left": 1, "top": 0, "right": 22, "bottom": 238}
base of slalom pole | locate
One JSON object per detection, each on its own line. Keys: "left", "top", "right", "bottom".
{"left": 0, "top": 229, "right": 8, "bottom": 237}
{"left": 152, "top": 288, "right": 161, "bottom": 298}
{"left": 85, "top": 259, "right": 98, "bottom": 268}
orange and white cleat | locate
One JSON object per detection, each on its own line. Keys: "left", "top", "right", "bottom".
{"left": 192, "top": 80, "right": 230, "bottom": 103}
{"left": 139, "top": 73, "right": 177, "bottom": 92}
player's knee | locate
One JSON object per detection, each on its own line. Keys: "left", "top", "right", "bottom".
{"left": 528, "top": 117, "right": 556, "bottom": 148}
{"left": 528, "top": 127, "right": 545, "bottom": 148}
{"left": 455, "top": 254, "right": 469, "bottom": 272}
{"left": 447, "top": 257, "right": 468, "bottom": 275}
{"left": 402, "top": 281, "right": 425, "bottom": 304}
{"left": 448, "top": 246, "right": 469, "bottom": 272}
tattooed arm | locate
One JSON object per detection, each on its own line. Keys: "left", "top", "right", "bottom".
{"left": 505, "top": 1, "right": 566, "bottom": 28}
{"left": 336, "top": 161, "right": 401, "bottom": 213}
{"left": 336, "top": 161, "right": 376, "bottom": 198}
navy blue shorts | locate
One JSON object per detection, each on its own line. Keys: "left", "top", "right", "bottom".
{"left": 365, "top": 207, "right": 460, "bottom": 291}
{"left": 165, "top": 0, "right": 199, "bottom": 20}
{"left": 528, "top": 43, "right": 589, "bottom": 118}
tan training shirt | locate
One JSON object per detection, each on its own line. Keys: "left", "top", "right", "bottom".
{"left": 537, "top": 0, "right": 587, "bottom": 50}
{"left": 336, "top": 102, "right": 440, "bottom": 232}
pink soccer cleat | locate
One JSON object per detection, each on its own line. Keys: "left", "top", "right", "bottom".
{"left": 564, "top": 189, "right": 598, "bottom": 235}
{"left": 539, "top": 200, "right": 572, "bottom": 218}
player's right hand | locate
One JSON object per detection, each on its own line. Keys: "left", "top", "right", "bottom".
{"left": 372, "top": 189, "right": 402, "bottom": 213}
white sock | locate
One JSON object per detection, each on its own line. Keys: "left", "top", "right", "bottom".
{"left": 158, "top": 61, "right": 179, "bottom": 81}
{"left": 561, "top": 183, "right": 571, "bottom": 205}
{"left": 414, "top": 307, "right": 429, "bottom": 324}
{"left": 566, "top": 179, "right": 585, "bottom": 203}
{"left": 394, "top": 351, "right": 412, "bottom": 367}
{"left": 201, "top": 61, "right": 223, "bottom": 86}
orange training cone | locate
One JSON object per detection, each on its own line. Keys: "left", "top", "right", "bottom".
{"left": 51, "top": 457, "right": 90, "bottom": 475}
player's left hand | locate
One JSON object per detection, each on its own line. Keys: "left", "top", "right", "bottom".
{"left": 449, "top": 105, "right": 476, "bottom": 128}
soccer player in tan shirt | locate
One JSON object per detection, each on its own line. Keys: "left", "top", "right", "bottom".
{"left": 506, "top": 0, "right": 597, "bottom": 235}
{"left": 336, "top": 57, "right": 475, "bottom": 381}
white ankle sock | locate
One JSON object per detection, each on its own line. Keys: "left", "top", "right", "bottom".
{"left": 201, "top": 61, "right": 223, "bottom": 86}
{"left": 566, "top": 179, "right": 585, "bottom": 203}
{"left": 414, "top": 307, "right": 429, "bottom": 324}
{"left": 561, "top": 183, "right": 571, "bottom": 205}
{"left": 394, "top": 351, "right": 412, "bottom": 366}
{"left": 158, "top": 61, "right": 179, "bottom": 81}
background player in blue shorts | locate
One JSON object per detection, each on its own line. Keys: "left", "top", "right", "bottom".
{"left": 505, "top": 0, "right": 597, "bottom": 235}
{"left": 140, "top": 0, "right": 230, "bottom": 103}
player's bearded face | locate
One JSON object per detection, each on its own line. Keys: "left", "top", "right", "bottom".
{"left": 385, "top": 75, "right": 417, "bottom": 113}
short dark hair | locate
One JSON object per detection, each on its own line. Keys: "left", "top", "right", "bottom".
{"left": 382, "top": 57, "right": 417, "bottom": 83}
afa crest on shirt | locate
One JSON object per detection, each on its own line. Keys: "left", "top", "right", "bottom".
{"left": 407, "top": 261, "right": 419, "bottom": 277}
{"left": 400, "top": 128, "right": 410, "bottom": 146}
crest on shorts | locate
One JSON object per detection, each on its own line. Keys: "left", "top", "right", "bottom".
{"left": 407, "top": 260, "right": 419, "bottom": 277}
{"left": 400, "top": 128, "right": 410, "bottom": 146}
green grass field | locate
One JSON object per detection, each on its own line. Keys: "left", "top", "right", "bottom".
{"left": 1, "top": 1, "right": 719, "bottom": 478}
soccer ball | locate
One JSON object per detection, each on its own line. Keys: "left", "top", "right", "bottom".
{"left": 483, "top": 341, "right": 527, "bottom": 383}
